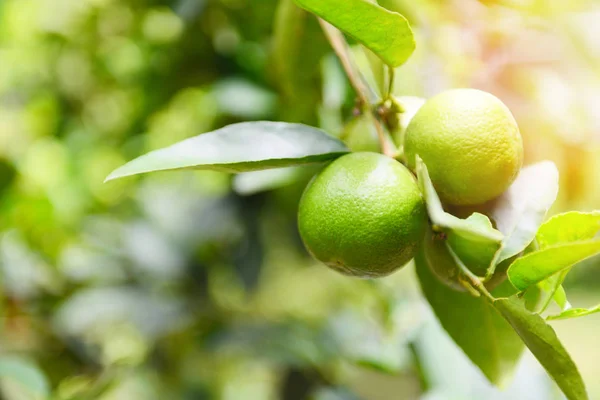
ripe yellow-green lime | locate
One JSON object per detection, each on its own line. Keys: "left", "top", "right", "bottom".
{"left": 404, "top": 89, "right": 523, "bottom": 205}
{"left": 298, "top": 152, "right": 427, "bottom": 278}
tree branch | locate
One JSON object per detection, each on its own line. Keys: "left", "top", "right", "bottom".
{"left": 318, "top": 19, "right": 397, "bottom": 157}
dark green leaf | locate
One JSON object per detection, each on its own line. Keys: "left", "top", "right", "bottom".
{"left": 508, "top": 240, "right": 600, "bottom": 291}
{"left": 490, "top": 161, "right": 559, "bottom": 264}
{"left": 547, "top": 305, "right": 600, "bottom": 321}
{"left": 494, "top": 298, "right": 588, "bottom": 400}
{"left": 293, "top": 0, "right": 415, "bottom": 67}
{"left": 0, "top": 356, "right": 50, "bottom": 399}
{"left": 415, "top": 248, "right": 524, "bottom": 386}
{"left": 105, "top": 122, "right": 349, "bottom": 181}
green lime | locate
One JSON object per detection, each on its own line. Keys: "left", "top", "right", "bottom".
{"left": 405, "top": 89, "right": 523, "bottom": 205}
{"left": 298, "top": 152, "right": 427, "bottom": 278}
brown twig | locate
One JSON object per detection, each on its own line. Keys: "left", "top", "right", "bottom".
{"left": 318, "top": 19, "right": 398, "bottom": 157}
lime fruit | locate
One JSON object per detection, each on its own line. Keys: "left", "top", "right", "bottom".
{"left": 404, "top": 89, "right": 523, "bottom": 205}
{"left": 298, "top": 152, "right": 427, "bottom": 278}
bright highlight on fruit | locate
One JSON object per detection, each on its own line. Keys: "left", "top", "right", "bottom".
{"left": 297, "top": 152, "right": 427, "bottom": 278}
{"left": 404, "top": 89, "right": 523, "bottom": 206}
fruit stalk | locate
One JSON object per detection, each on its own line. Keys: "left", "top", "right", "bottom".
{"left": 446, "top": 242, "right": 495, "bottom": 302}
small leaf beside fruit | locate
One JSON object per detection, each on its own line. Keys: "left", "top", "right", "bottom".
{"left": 489, "top": 161, "right": 559, "bottom": 265}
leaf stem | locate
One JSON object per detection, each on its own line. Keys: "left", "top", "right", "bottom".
{"left": 386, "top": 66, "right": 395, "bottom": 100}
{"left": 484, "top": 248, "right": 502, "bottom": 282}
{"left": 446, "top": 242, "right": 495, "bottom": 302}
{"left": 318, "top": 19, "right": 398, "bottom": 158}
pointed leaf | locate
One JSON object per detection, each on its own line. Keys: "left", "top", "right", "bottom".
{"left": 294, "top": 0, "right": 415, "bottom": 67}
{"left": 537, "top": 211, "right": 600, "bottom": 248}
{"left": 490, "top": 161, "right": 559, "bottom": 264}
{"left": 536, "top": 212, "right": 600, "bottom": 312}
{"left": 415, "top": 156, "right": 503, "bottom": 243}
{"left": 105, "top": 122, "right": 349, "bottom": 181}
{"left": 547, "top": 305, "right": 600, "bottom": 321}
{"left": 415, "top": 248, "right": 524, "bottom": 386}
{"left": 553, "top": 285, "right": 570, "bottom": 310}
{"left": 447, "top": 213, "right": 502, "bottom": 276}
{"left": 508, "top": 240, "right": 600, "bottom": 291}
{"left": 494, "top": 298, "right": 588, "bottom": 400}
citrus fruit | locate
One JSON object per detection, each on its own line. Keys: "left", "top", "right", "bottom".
{"left": 297, "top": 152, "right": 427, "bottom": 278}
{"left": 404, "top": 89, "right": 523, "bottom": 205}
{"left": 343, "top": 115, "right": 380, "bottom": 153}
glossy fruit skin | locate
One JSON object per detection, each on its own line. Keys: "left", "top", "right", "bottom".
{"left": 404, "top": 89, "right": 523, "bottom": 206}
{"left": 298, "top": 152, "right": 427, "bottom": 278}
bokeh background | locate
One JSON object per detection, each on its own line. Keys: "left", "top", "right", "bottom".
{"left": 1, "top": 0, "right": 599, "bottom": 398}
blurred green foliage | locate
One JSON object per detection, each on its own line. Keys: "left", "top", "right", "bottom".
{"left": 1, "top": 0, "right": 600, "bottom": 399}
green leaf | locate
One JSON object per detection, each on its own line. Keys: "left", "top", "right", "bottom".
{"left": 490, "top": 161, "right": 559, "bottom": 264}
{"left": 508, "top": 240, "right": 600, "bottom": 291}
{"left": 415, "top": 248, "right": 524, "bottom": 386}
{"left": 293, "top": 0, "right": 415, "bottom": 67}
{"left": 446, "top": 213, "right": 502, "bottom": 276}
{"left": 552, "top": 285, "right": 570, "bottom": 310}
{"left": 494, "top": 298, "right": 588, "bottom": 400}
{"left": 362, "top": 47, "right": 386, "bottom": 97}
{"left": 415, "top": 156, "right": 502, "bottom": 243}
{"left": 105, "top": 122, "right": 349, "bottom": 181}
{"left": 535, "top": 212, "right": 600, "bottom": 312}
{"left": 0, "top": 356, "right": 50, "bottom": 399}
{"left": 537, "top": 211, "right": 600, "bottom": 248}
{"left": 547, "top": 305, "right": 600, "bottom": 321}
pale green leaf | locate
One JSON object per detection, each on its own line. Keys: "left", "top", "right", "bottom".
{"left": 547, "top": 305, "right": 600, "bottom": 321}
{"left": 415, "top": 156, "right": 502, "bottom": 243}
{"left": 0, "top": 356, "right": 50, "bottom": 399}
{"left": 490, "top": 161, "right": 559, "bottom": 264}
{"left": 415, "top": 248, "right": 524, "bottom": 386}
{"left": 536, "top": 211, "right": 600, "bottom": 312}
{"left": 553, "top": 285, "right": 570, "bottom": 310}
{"left": 508, "top": 240, "right": 600, "bottom": 291}
{"left": 294, "top": 0, "right": 415, "bottom": 67}
{"left": 105, "top": 122, "right": 349, "bottom": 181}
{"left": 537, "top": 211, "right": 600, "bottom": 248}
{"left": 447, "top": 213, "right": 502, "bottom": 276}
{"left": 494, "top": 298, "right": 588, "bottom": 400}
